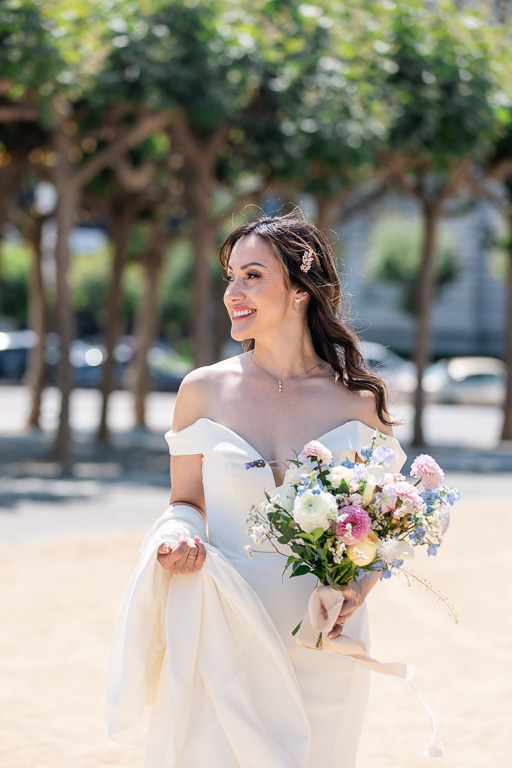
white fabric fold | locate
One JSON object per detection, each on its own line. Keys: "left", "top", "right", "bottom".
{"left": 107, "top": 505, "right": 311, "bottom": 768}
{"left": 297, "top": 584, "right": 444, "bottom": 758}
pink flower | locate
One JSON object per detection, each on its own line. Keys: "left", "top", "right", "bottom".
{"left": 393, "top": 481, "right": 424, "bottom": 513}
{"left": 336, "top": 505, "right": 372, "bottom": 544}
{"left": 300, "top": 440, "right": 333, "bottom": 466}
{"left": 410, "top": 454, "right": 445, "bottom": 490}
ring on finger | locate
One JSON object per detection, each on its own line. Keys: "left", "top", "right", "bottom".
{"left": 187, "top": 551, "right": 198, "bottom": 560}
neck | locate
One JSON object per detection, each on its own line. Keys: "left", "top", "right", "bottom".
{"left": 251, "top": 333, "right": 319, "bottom": 380}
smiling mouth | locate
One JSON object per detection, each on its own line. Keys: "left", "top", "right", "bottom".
{"left": 232, "top": 309, "right": 256, "bottom": 320}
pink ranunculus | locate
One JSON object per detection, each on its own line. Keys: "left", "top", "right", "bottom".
{"left": 299, "top": 440, "right": 333, "bottom": 466}
{"left": 410, "top": 454, "right": 445, "bottom": 490}
{"left": 336, "top": 505, "right": 372, "bottom": 545}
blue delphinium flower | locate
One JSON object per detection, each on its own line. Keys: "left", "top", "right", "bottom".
{"left": 340, "top": 458, "right": 355, "bottom": 469}
{"left": 446, "top": 488, "right": 461, "bottom": 505}
{"left": 359, "top": 443, "right": 373, "bottom": 459}
{"left": 409, "top": 525, "right": 426, "bottom": 545}
{"left": 421, "top": 489, "right": 440, "bottom": 503}
{"left": 380, "top": 568, "right": 392, "bottom": 580}
{"left": 427, "top": 544, "right": 439, "bottom": 557}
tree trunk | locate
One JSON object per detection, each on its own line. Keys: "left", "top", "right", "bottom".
{"left": 190, "top": 204, "right": 216, "bottom": 366}
{"left": 51, "top": 120, "right": 77, "bottom": 470}
{"left": 412, "top": 203, "right": 439, "bottom": 447}
{"left": 26, "top": 218, "right": 47, "bottom": 429}
{"left": 315, "top": 195, "right": 340, "bottom": 233}
{"left": 133, "top": 238, "right": 165, "bottom": 428}
{"left": 500, "top": 228, "right": 512, "bottom": 441}
{"left": 97, "top": 211, "right": 133, "bottom": 443}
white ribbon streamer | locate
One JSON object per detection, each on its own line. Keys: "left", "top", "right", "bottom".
{"left": 297, "top": 584, "right": 444, "bottom": 758}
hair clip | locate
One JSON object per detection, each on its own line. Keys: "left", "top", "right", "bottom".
{"left": 300, "top": 250, "right": 314, "bottom": 273}
{"left": 245, "top": 459, "right": 267, "bottom": 469}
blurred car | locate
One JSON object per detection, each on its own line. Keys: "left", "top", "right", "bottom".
{"left": 0, "top": 332, "right": 192, "bottom": 391}
{"left": 422, "top": 356, "right": 506, "bottom": 405}
{"left": 361, "top": 341, "right": 417, "bottom": 402}
{"left": 0, "top": 330, "right": 37, "bottom": 380}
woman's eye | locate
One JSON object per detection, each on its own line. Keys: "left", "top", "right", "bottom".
{"left": 222, "top": 272, "right": 260, "bottom": 283}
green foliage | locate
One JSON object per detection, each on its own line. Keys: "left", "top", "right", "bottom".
{"left": 159, "top": 239, "right": 193, "bottom": 340}
{"left": 0, "top": 239, "right": 31, "bottom": 325}
{"left": 382, "top": 0, "right": 512, "bottom": 169}
{"left": 370, "top": 212, "right": 459, "bottom": 314}
{"left": 0, "top": 0, "right": 65, "bottom": 99}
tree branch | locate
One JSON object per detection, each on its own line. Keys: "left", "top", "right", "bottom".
{"left": 0, "top": 103, "right": 38, "bottom": 122}
{"left": 73, "top": 109, "right": 175, "bottom": 189}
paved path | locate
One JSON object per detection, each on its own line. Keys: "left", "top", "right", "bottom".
{"left": 1, "top": 384, "right": 511, "bottom": 767}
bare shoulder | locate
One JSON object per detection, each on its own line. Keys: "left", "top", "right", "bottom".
{"left": 172, "top": 355, "right": 245, "bottom": 431}
{"left": 349, "top": 388, "right": 394, "bottom": 437}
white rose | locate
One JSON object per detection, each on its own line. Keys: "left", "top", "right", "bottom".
{"left": 284, "top": 461, "right": 315, "bottom": 485}
{"left": 292, "top": 488, "right": 336, "bottom": 533}
{"left": 269, "top": 484, "right": 295, "bottom": 513}
{"left": 327, "top": 465, "right": 353, "bottom": 487}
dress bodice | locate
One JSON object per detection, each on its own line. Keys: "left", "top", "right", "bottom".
{"left": 164, "top": 418, "right": 407, "bottom": 560}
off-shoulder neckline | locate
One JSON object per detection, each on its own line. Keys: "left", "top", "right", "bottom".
{"left": 166, "top": 416, "right": 398, "bottom": 465}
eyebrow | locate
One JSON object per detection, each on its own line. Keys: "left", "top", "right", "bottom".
{"left": 226, "top": 261, "right": 268, "bottom": 271}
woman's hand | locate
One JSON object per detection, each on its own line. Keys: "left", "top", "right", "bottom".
{"left": 325, "top": 572, "right": 380, "bottom": 639}
{"left": 157, "top": 535, "right": 206, "bottom": 574}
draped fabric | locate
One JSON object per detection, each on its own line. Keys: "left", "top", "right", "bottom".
{"left": 107, "top": 506, "right": 311, "bottom": 768}
{"left": 108, "top": 419, "right": 419, "bottom": 767}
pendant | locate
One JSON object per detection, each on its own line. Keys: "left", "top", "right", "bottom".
{"left": 278, "top": 380, "right": 283, "bottom": 393}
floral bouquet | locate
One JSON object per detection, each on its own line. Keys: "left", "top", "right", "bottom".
{"left": 245, "top": 432, "right": 460, "bottom": 632}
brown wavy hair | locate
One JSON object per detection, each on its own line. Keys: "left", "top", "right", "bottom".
{"left": 219, "top": 211, "right": 395, "bottom": 427}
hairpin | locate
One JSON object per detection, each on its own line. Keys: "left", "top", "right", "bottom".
{"left": 300, "top": 250, "right": 314, "bottom": 273}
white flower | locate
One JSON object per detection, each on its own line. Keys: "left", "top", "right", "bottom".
{"left": 423, "top": 506, "right": 450, "bottom": 544}
{"left": 269, "top": 484, "right": 295, "bottom": 513}
{"left": 327, "top": 464, "right": 353, "bottom": 487}
{"left": 378, "top": 538, "right": 415, "bottom": 565}
{"left": 249, "top": 523, "right": 270, "bottom": 545}
{"left": 292, "top": 487, "right": 337, "bottom": 533}
{"left": 243, "top": 544, "right": 253, "bottom": 559}
{"left": 364, "top": 464, "right": 386, "bottom": 486}
{"left": 284, "top": 460, "right": 315, "bottom": 485}
{"left": 328, "top": 539, "right": 347, "bottom": 564}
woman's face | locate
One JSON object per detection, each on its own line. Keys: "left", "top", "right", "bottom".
{"left": 223, "top": 234, "right": 300, "bottom": 343}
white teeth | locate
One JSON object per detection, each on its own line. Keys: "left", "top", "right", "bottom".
{"left": 233, "top": 309, "right": 256, "bottom": 318}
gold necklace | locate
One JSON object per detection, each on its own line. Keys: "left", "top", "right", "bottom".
{"left": 250, "top": 351, "right": 321, "bottom": 393}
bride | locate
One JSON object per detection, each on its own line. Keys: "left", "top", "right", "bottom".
{"left": 107, "top": 212, "right": 407, "bottom": 767}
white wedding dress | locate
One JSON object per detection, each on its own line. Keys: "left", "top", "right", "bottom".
{"left": 161, "top": 418, "right": 407, "bottom": 767}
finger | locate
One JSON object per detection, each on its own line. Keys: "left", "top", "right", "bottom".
{"left": 327, "top": 613, "right": 348, "bottom": 638}
{"left": 181, "top": 545, "right": 200, "bottom": 574}
{"left": 189, "top": 537, "right": 206, "bottom": 572}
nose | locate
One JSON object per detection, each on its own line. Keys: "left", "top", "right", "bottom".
{"left": 224, "top": 277, "right": 245, "bottom": 302}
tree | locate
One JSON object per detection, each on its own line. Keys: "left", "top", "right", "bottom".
{"left": 380, "top": 0, "right": 512, "bottom": 444}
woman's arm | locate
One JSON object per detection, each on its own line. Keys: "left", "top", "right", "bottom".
{"left": 157, "top": 370, "right": 210, "bottom": 574}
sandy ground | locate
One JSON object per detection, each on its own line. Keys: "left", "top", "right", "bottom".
{"left": 1, "top": 475, "right": 511, "bottom": 768}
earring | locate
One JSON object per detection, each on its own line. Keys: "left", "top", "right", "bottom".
{"left": 295, "top": 296, "right": 304, "bottom": 303}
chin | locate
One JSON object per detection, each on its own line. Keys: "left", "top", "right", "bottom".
{"left": 231, "top": 328, "right": 250, "bottom": 342}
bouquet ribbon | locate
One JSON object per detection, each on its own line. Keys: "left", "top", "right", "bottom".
{"left": 297, "top": 584, "right": 443, "bottom": 758}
